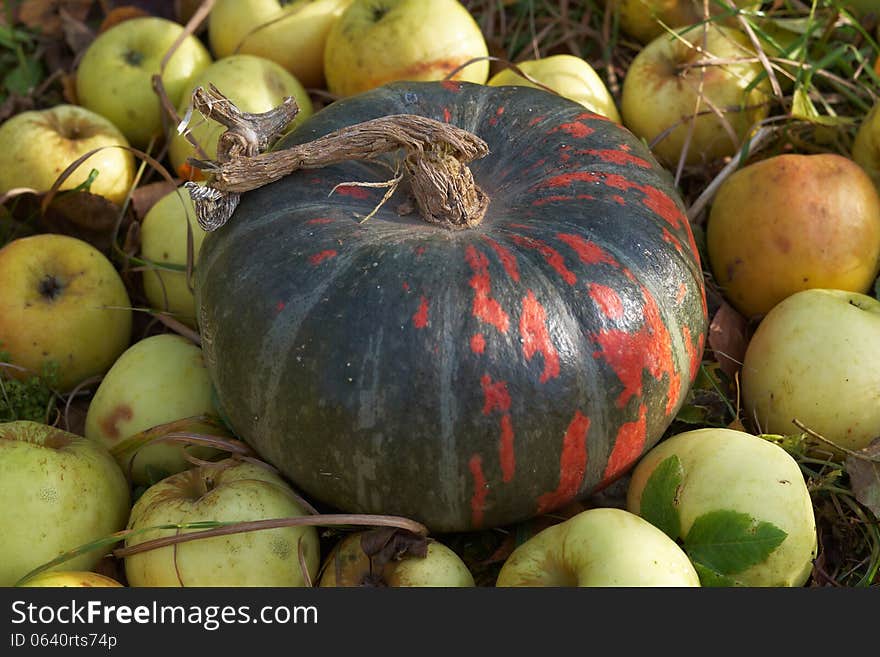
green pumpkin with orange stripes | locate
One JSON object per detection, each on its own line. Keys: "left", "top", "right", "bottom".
{"left": 195, "top": 81, "right": 707, "bottom": 532}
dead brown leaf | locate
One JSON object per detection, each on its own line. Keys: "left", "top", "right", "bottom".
{"left": 359, "top": 527, "right": 429, "bottom": 572}
{"left": 59, "top": 6, "right": 95, "bottom": 55}
{"left": 99, "top": 6, "right": 150, "bottom": 33}
{"left": 18, "top": 0, "right": 93, "bottom": 38}
{"left": 130, "top": 179, "right": 179, "bottom": 221}
{"left": 4, "top": 190, "right": 128, "bottom": 253}
{"left": 845, "top": 438, "right": 880, "bottom": 519}
{"left": 708, "top": 301, "right": 749, "bottom": 382}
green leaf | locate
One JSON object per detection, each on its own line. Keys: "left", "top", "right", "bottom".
{"left": 3, "top": 58, "right": 43, "bottom": 96}
{"left": 692, "top": 562, "right": 745, "bottom": 588}
{"left": 674, "top": 404, "right": 707, "bottom": 425}
{"left": 684, "top": 510, "right": 787, "bottom": 576}
{"left": 639, "top": 455, "right": 683, "bottom": 540}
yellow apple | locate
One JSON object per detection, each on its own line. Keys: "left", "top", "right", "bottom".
{"left": 0, "top": 234, "right": 132, "bottom": 392}
{"left": 495, "top": 507, "right": 701, "bottom": 587}
{"left": 620, "top": 24, "right": 771, "bottom": 167}
{"left": 17, "top": 570, "right": 124, "bottom": 587}
{"left": 318, "top": 532, "right": 474, "bottom": 587}
{"left": 0, "top": 421, "right": 130, "bottom": 586}
{"left": 706, "top": 153, "right": 880, "bottom": 318}
{"left": 741, "top": 289, "right": 880, "bottom": 456}
{"left": 139, "top": 187, "right": 207, "bottom": 327}
{"left": 124, "top": 458, "right": 320, "bottom": 586}
{"left": 208, "top": 0, "right": 353, "bottom": 89}
{"left": 84, "top": 333, "right": 219, "bottom": 485}
{"left": 627, "top": 427, "right": 817, "bottom": 587}
{"left": 616, "top": 0, "right": 761, "bottom": 45}
{"left": 487, "top": 54, "right": 621, "bottom": 123}
{"left": 168, "top": 54, "right": 314, "bottom": 181}
{"left": 76, "top": 16, "right": 212, "bottom": 148}
{"left": 0, "top": 105, "right": 135, "bottom": 206}
{"left": 324, "top": 0, "right": 490, "bottom": 98}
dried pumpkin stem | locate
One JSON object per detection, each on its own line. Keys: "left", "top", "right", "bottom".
{"left": 185, "top": 84, "right": 490, "bottom": 231}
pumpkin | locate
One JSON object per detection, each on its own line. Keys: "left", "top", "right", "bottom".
{"left": 195, "top": 81, "right": 708, "bottom": 533}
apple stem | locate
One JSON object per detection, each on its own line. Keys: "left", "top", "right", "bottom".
{"left": 184, "top": 84, "right": 490, "bottom": 231}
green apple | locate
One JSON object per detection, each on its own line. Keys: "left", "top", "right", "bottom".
{"left": 76, "top": 16, "right": 212, "bottom": 149}
{"left": 495, "top": 507, "right": 701, "bottom": 587}
{"left": 168, "top": 54, "right": 314, "bottom": 180}
{"left": 17, "top": 570, "right": 124, "bottom": 587}
{"left": 318, "top": 532, "right": 474, "bottom": 587}
{"left": 741, "top": 289, "right": 880, "bottom": 456}
{"left": 84, "top": 333, "right": 219, "bottom": 485}
{"left": 0, "top": 104, "right": 136, "bottom": 206}
{"left": 706, "top": 153, "right": 880, "bottom": 318}
{"left": 616, "top": 0, "right": 761, "bottom": 45}
{"left": 0, "top": 421, "right": 131, "bottom": 587}
{"left": 124, "top": 458, "right": 320, "bottom": 586}
{"left": 139, "top": 186, "right": 207, "bottom": 327}
{"left": 627, "top": 427, "right": 817, "bottom": 587}
{"left": 0, "top": 233, "right": 132, "bottom": 392}
{"left": 208, "top": 0, "right": 353, "bottom": 90}
{"left": 852, "top": 100, "right": 880, "bottom": 191}
{"left": 487, "top": 54, "right": 621, "bottom": 123}
{"left": 324, "top": 0, "right": 490, "bottom": 98}
{"left": 620, "top": 24, "right": 771, "bottom": 167}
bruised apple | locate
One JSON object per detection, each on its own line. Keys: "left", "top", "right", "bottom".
{"left": 627, "top": 427, "right": 817, "bottom": 587}
{"left": 84, "top": 333, "right": 220, "bottom": 485}
{"left": 487, "top": 54, "right": 621, "bottom": 122}
{"left": 741, "top": 289, "right": 880, "bottom": 456}
{"left": 706, "top": 153, "right": 880, "bottom": 318}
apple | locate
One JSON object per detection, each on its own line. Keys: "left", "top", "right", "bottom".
{"left": 17, "top": 570, "right": 124, "bottom": 587}
{"left": 0, "top": 421, "right": 130, "bottom": 587}
{"left": 852, "top": 100, "right": 880, "bottom": 191}
{"left": 495, "top": 507, "right": 700, "bottom": 587}
{"left": 706, "top": 153, "right": 880, "bottom": 318}
{"left": 486, "top": 54, "right": 621, "bottom": 123}
{"left": 168, "top": 54, "right": 314, "bottom": 181}
{"left": 323, "top": 0, "right": 490, "bottom": 98}
{"left": 139, "top": 186, "right": 207, "bottom": 327}
{"left": 616, "top": 0, "right": 761, "bottom": 45}
{"left": 741, "top": 289, "right": 880, "bottom": 456}
{"left": 208, "top": 0, "right": 352, "bottom": 90}
{"left": 0, "top": 105, "right": 135, "bottom": 206}
{"left": 76, "top": 16, "right": 212, "bottom": 149}
{"left": 318, "top": 531, "right": 474, "bottom": 587}
{"left": 627, "top": 427, "right": 817, "bottom": 587}
{"left": 84, "top": 333, "right": 220, "bottom": 485}
{"left": 0, "top": 233, "right": 132, "bottom": 392}
{"left": 124, "top": 458, "right": 320, "bottom": 586}
{"left": 620, "top": 24, "right": 771, "bottom": 167}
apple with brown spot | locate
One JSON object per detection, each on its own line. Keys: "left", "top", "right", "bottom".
{"left": 84, "top": 333, "right": 220, "bottom": 486}
{"left": 706, "top": 153, "right": 880, "bottom": 318}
